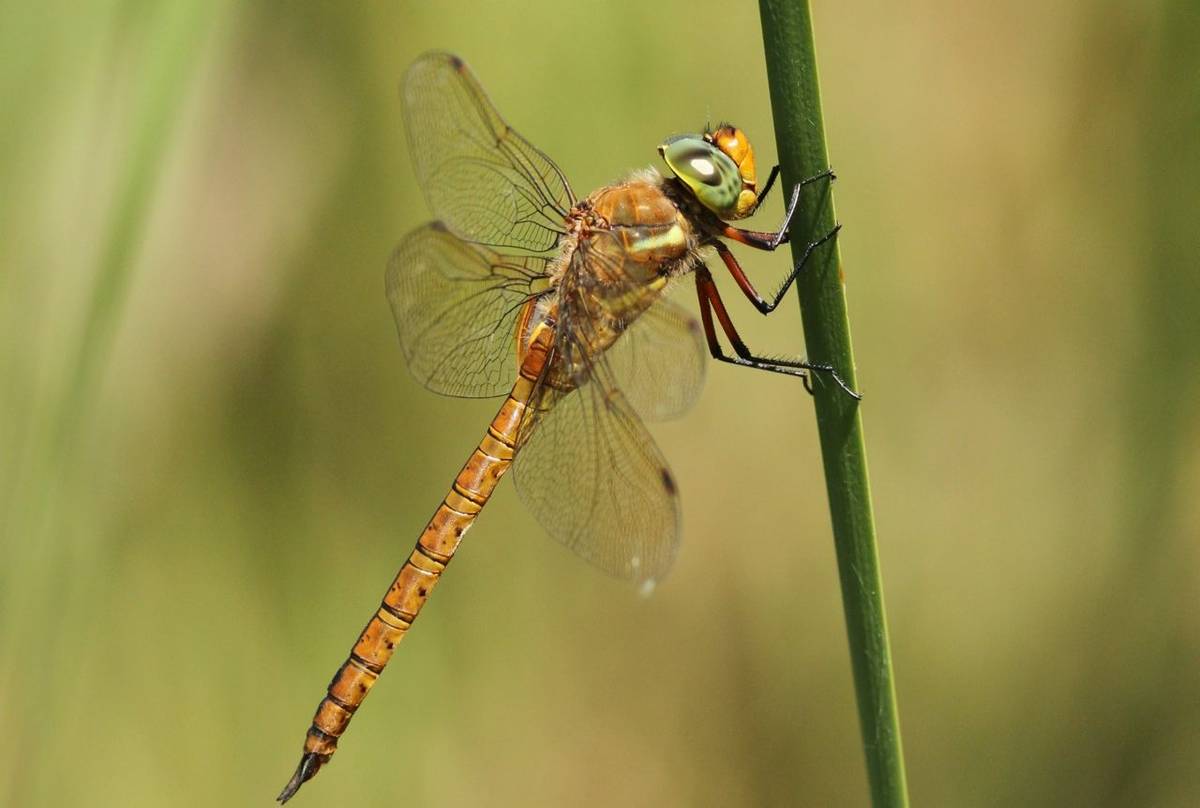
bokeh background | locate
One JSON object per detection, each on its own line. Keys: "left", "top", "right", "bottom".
{"left": 3, "top": 2, "right": 1198, "bottom": 806}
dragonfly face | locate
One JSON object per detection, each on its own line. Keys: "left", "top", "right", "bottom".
{"left": 659, "top": 124, "right": 761, "bottom": 220}
{"left": 279, "top": 51, "right": 853, "bottom": 804}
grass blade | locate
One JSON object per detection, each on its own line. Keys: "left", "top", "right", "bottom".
{"left": 757, "top": 2, "right": 910, "bottom": 805}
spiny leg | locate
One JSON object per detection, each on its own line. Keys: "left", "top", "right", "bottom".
{"left": 755, "top": 164, "right": 781, "bottom": 208}
{"left": 714, "top": 231, "right": 841, "bottom": 317}
{"left": 702, "top": 166, "right": 855, "bottom": 397}
{"left": 731, "top": 167, "right": 837, "bottom": 249}
{"left": 717, "top": 167, "right": 839, "bottom": 315}
{"left": 694, "top": 265, "right": 860, "bottom": 399}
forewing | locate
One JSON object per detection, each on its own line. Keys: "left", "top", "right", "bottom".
{"left": 606, "top": 297, "right": 706, "bottom": 421}
{"left": 386, "top": 223, "right": 547, "bottom": 398}
{"left": 513, "top": 359, "right": 681, "bottom": 590}
{"left": 403, "top": 52, "right": 574, "bottom": 253}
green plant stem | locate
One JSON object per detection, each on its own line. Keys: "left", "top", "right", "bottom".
{"left": 757, "top": 2, "right": 909, "bottom": 806}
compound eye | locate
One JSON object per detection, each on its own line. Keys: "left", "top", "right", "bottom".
{"left": 659, "top": 136, "right": 743, "bottom": 217}
{"left": 684, "top": 152, "right": 723, "bottom": 186}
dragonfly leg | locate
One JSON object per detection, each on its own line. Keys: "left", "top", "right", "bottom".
{"left": 754, "top": 164, "right": 781, "bottom": 209}
{"left": 713, "top": 231, "right": 841, "bottom": 317}
{"left": 694, "top": 265, "right": 860, "bottom": 399}
{"left": 727, "top": 167, "right": 836, "bottom": 250}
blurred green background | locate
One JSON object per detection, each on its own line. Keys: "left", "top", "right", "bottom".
{"left": 3, "top": 1, "right": 1198, "bottom": 806}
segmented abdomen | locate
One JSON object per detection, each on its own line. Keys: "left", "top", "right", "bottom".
{"left": 279, "top": 319, "right": 553, "bottom": 802}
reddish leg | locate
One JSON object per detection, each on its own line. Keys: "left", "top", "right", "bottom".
{"left": 714, "top": 231, "right": 840, "bottom": 316}
{"left": 694, "top": 265, "right": 860, "bottom": 399}
{"left": 728, "top": 167, "right": 837, "bottom": 250}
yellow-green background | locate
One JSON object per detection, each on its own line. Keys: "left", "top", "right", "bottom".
{"left": 3, "top": 2, "right": 1197, "bottom": 806}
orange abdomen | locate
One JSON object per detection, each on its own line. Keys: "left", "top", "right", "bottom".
{"left": 278, "top": 314, "right": 555, "bottom": 803}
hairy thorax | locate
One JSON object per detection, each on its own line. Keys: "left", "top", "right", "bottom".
{"left": 552, "top": 169, "right": 708, "bottom": 287}
{"left": 522, "top": 170, "right": 717, "bottom": 391}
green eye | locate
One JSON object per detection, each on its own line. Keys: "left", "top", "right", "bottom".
{"left": 659, "top": 136, "right": 742, "bottom": 218}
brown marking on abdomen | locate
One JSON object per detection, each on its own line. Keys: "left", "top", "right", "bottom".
{"left": 285, "top": 318, "right": 556, "bottom": 792}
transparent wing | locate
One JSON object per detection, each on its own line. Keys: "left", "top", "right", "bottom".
{"left": 386, "top": 222, "right": 548, "bottom": 398}
{"left": 402, "top": 52, "right": 575, "bottom": 253}
{"left": 513, "top": 357, "right": 681, "bottom": 590}
{"left": 552, "top": 228, "right": 707, "bottom": 421}
{"left": 606, "top": 297, "right": 706, "bottom": 421}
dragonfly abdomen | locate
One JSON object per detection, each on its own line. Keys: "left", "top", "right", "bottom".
{"left": 278, "top": 341, "right": 547, "bottom": 803}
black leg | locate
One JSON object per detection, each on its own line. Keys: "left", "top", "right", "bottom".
{"left": 726, "top": 167, "right": 836, "bottom": 250}
{"left": 756, "top": 164, "right": 781, "bottom": 208}
{"left": 715, "top": 228, "right": 840, "bottom": 316}
{"left": 767, "top": 167, "right": 836, "bottom": 249}
{"left": 694, "top": 266, "right": 861, "bottom": 399}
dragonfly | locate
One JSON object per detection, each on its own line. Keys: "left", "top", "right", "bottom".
{"left": 278, "top": 51, "right": 858, "bottom": 803}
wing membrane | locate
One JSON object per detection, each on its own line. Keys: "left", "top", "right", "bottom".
{"left": 513, "top": 357, "right": 681, "bottom": 589}
{"left": 553, "top": 232, "right": 708, "bottom": 422}
{"left": 605, "top": 297, "right": 706, "bottom": 421}
{"left": 386, "top": 223, "right": 547, "bottom": 398}
{"left": 403, "top": 52, "right": 574, "bottom": 253}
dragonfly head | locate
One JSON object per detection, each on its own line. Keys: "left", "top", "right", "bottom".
{"left": 658, "top": 124, "right": 759, "bottom": 220}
